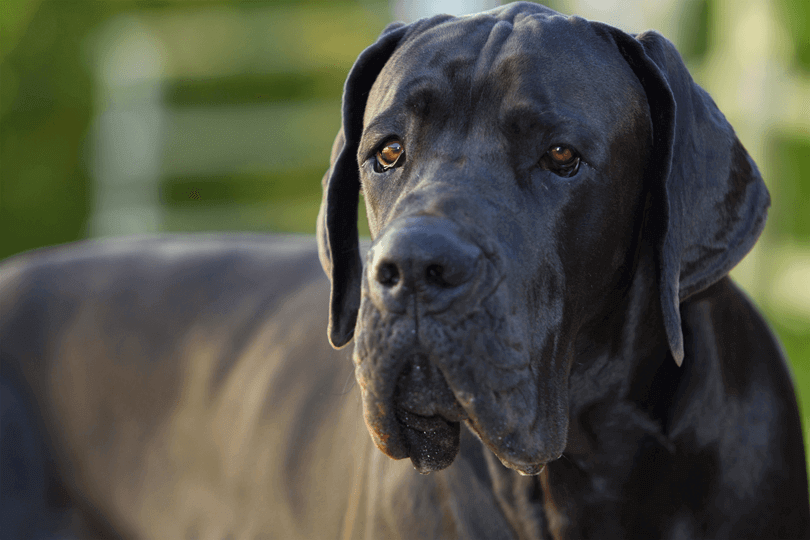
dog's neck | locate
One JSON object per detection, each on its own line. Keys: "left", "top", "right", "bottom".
{"left": 481, "top": 248, "right": 684, "bottom": 539}
{"left": 566, "top": 243, "right": 681, "bottom": 458}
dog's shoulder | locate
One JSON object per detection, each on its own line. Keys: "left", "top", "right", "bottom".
{"left": 673, "top": 277, "right": 810, "bottom": 532}
{"left": 680, "top": 276, "right": 794, "bottom": 397}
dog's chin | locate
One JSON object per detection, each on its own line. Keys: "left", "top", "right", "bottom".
{"left": 463, "top": 419, "right": 549, "bottom": 476}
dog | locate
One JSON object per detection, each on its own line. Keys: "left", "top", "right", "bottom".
{"left": 2, "top": 2, "right": 808, "bottom": 539}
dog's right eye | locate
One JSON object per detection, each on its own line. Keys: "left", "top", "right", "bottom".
{"left": 549, "top": 146, "right": 574, "bottom": 164}
{"left": 539, "top": 144, "right": 581, "bottom": 177}
{"left": 374, "top": 139, "right": 405, "bottom": 173}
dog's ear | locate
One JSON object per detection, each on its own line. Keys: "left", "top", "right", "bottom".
{"left": 317, "top": 22, "right": 410, "bottom": 348}
{"left": 595, "top": 25, "right": 770, "bottom": 366}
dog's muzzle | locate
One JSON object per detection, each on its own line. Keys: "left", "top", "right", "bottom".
{"left": 356, "top": 215, "right": 554, "bottom": 476}
{"left": 359, "top": 216, "right": 487, "bottom": 472}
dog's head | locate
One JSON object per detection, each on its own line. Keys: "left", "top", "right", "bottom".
{"left": 317, "top": 2, "right": 769, "bottom": 475}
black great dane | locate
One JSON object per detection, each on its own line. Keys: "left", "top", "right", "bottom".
{"left": 1, "top": 3, "right": 808, "bottom": 539}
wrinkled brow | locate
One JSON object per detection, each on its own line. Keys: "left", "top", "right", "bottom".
{"left": 404, "top": 85, "right": 444, "bottom": 119}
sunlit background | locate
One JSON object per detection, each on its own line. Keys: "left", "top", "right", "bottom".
{"left": 2, "top": 0, "right": 809, "bottom": 467}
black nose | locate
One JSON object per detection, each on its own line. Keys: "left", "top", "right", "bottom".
{"left": 369, "top": 217, "right": 482, "bottom": 314}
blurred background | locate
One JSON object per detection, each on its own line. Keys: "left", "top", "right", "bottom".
{"left": 1, "top": 0, "right": 808, "bottom": 466}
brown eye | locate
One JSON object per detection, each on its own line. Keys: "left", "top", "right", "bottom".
{"left": 549, "top": 145, "right": 574, "bottom": 164}
{"left": 375, "top": 140, "right": 405, "bottom": 171}
{"left": 542, "top": 145, "right": 581, "bottom": 177}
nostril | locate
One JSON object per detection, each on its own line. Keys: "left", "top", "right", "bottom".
{"left": 376, "top": 262, "right": 401, "bottom": 287}
{"left": 426, "top": 262, "right": 471, "bottom": 288}
{"left": 426, "top": 264, "right": 447, "bottom": 287}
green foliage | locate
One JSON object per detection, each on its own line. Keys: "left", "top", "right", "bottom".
{"left": 0, "top": 0, "right": 42, "bottom": 61}
{"left": 0, "top": 1, "right": 388, "bottom": 259}
{"left": 768, "top": 132, "right": 810, "bottom": 242}
{"left": 0, "top": 1, "right": 112, "bottom": 259}
{"left": 165, "top": 71, "right": 345, "bottom": 106}
{"left": 161, "top": 168, "right": 326, "bottom": 206}
{"left": 775, "top": 0, "right": 810, "bottom": 73}
{"left": 676, "top": 0, "right": 710, "bottom": 63}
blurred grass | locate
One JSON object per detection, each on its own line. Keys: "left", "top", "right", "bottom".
{"left": 775, "top": 0, "right": 810, "bottom": 72}
{"left": 769, "top": 133, "right": 810, "bottom": 242}
{"left": 165, "top": 71, "right": 345, "bottom": 106}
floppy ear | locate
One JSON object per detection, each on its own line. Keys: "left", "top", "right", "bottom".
{"left": 595, "top": 25, "right": 770, "bottom": 366}
{"left": 316, "top": 22, "right": 410, "bottom": 348}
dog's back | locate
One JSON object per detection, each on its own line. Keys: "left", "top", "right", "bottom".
{"left": 0, "top": 234, "right": 371, "bottom": 539}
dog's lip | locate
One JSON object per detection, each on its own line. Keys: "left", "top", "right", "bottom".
{"left": 398, "top": 408, "right": 450, "bottom": 431}
{"left": 365, "top": 390, "right": 554, "bottom": 476}
{"left": 393, "top": 353, "right": 469, "bottom": 422}
{"left": 395, "top": 407, "right": 461, "bottom": 474}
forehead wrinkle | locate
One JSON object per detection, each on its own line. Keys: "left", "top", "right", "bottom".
{"left": 471, "top": 20, "right": 515, "bottom": 100}
{"left": 364, "top": 70, "right": 418, "bottom": 125}
{"left": 469, "top": 15, "right": 562, "bottom": 126}
{"left": 490, "top": 15, "right": 642, "bottom": 143}
{"left": 367, "top": 11, "right": 638, "bottom": 150}
{"left": 363, "top": 75, "right": 447, "bottom": 144}
{"left": 368, "top": 16, "right": 522, "bottom": 132}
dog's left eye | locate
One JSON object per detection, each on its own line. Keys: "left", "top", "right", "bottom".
{"left": 374, "top": 139, "right": 406, "bottom": 172}
{"left": 541, "top": 145, "right": 581, "bottom": 177}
